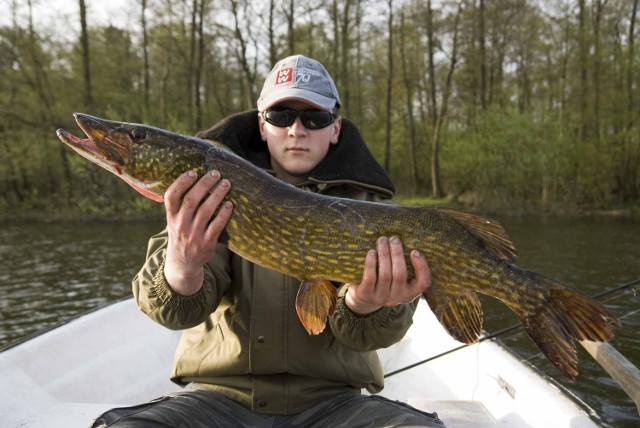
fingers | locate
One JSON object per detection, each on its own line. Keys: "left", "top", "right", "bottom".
{"left": 361, "top": 249, "right": 378, "bottom": 287}
{"left": 165, "top": 169, "right": 232, "bottom": 218}
{"left": 376, "top": 237, "right": 409, "bottom": 306}
{"left": 345, "top": 249, "right": 383, "bottom": 315}
{"left": 375, "top": 237, "right": 392, "bottom": 288}
{"left": 165, "top": 170, "right": 199, "bottom": 215}
{"left": 204, "top": 200, "right": 233, "bottom": 241}
{"left": 375, "top": 236, "right": 408, "bottom": 289}
{"left": 164, "top": 170, "right": 233, "bottom": 246}
{"left": 409, "top": 249, "right": 431, "bottom": 293}
{"left": 162, "top": 170, "right": 233, "bottom": 297}
{"left": 388, "top": 237, "right": 408, "bottom": 288}
{"left": 352, "top": 249, "right": 378, "bottom": 302}
{"left": 191, "top": 173, "right": 229, "bottom": 230}
{"left": 180, "top": 171, "right": 225, "bottom": 218}
{"left": 353, "top": 236, "right": 430, "bottom": 308}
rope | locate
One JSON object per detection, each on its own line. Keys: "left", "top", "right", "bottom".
{"left": 384, "top": 277, "right": 640, "bottom": 379}
{"left": 591, "top": 277, "right": 640, "bottom": 299}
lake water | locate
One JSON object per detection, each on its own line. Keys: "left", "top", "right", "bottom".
{"left": 0, "top": 216, "right": 639, "bottom": 427}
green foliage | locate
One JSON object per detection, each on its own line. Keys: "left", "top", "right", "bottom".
{"left": 443, "top": 110, "right": 572, "bottom": 211}
{"left": 0, "top": 0, "right": 638, "bottom": 219}
{"left": 394, "top": 195, "right": 448, "bottom": 207}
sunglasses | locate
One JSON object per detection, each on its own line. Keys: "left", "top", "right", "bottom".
{"left": 262, "top": 109, "right": 336, "bottom": 130}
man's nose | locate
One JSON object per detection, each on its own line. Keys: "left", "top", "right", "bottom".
{"left": 288, "top": 117, "right": 308, "bottom": 136}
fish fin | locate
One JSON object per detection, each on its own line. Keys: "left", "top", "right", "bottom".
{"left": 515, "top": 275, "right": 619, "bottom": 381}
{"left": 295, "top": 279, "right": 338, "bottom": 335}
{"left": 437, "top": 207, "right": 517, "bottom": 262}
{"left": 423, "top": 284, "right": 483, "bottom": 344}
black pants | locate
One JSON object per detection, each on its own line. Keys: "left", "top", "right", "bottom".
{"left": 91, "top": 388, "right": 445, "bottom": 428}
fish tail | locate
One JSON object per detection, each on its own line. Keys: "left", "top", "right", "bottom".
{"left": 517, "top": 275, "right": 619, "bottom": 381}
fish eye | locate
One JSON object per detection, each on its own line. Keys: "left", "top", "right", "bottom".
{"left": 131, "top": 128, "right": 146, "bottom": 142}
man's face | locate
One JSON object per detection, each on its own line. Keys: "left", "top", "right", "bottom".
{"left": 258, "top": 100, "right": 341, "bottom": 185}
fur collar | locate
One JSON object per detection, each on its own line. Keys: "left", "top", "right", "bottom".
{"left": 196, "top": 109, "right": 395, "bottom": 198}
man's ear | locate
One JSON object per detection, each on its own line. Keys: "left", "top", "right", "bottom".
{"left": 330, "top": 116, "right": 342, "bottom": 145}
{"left": 258, "top": 113, "right": 267, "bottom": 141}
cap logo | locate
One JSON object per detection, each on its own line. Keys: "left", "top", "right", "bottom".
{"left": 275, "top": 68, "right": 293, "bottom": 85}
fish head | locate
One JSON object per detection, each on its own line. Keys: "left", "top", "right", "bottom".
{"left": 57, "top": 113, "right": 208, "bottom": 202}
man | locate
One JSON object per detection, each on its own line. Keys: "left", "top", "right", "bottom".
{"left": 92, "top": 55, "right": 444, "bottom": 427}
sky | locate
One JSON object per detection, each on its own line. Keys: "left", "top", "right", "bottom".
{"left": 2, "top": 0, "right": 131, "bottom": 32}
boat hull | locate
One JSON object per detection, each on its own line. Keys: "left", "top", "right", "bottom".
{"left": 0, "top": 299, "right": 604, "bottom": 427}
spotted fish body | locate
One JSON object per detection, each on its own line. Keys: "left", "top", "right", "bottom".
{"left": 218, "top": 159, "right": 548, "bottom": 339}
{"left": 57, "top": 113, "right": 618, "bottom": 381}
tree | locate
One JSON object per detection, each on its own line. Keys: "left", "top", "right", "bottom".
{"left": 478, "top": 0, "right": 487, "bottom": 109}
{"left": 230, "top": 0, "right": 258, "bottom": 109}
{"left": 194, "top": 0, "right": 208, "bottom": 130}
{"left": 141, "top": 0, "right": 150, "bottom": 113}
{"left": 399, "top": 11, "right": 419, "bottom": 192}
{"left": 578, "top": 0, "right": 588, "bottom": 141}
{"left": 426, "top": 0, "right": 462, "bottom": 198}
{"left": 2, "top": 0, "right": 639, "bottom": 215}
{"left": 79, "top": 0, "right": 92, "bottom": 107}
{"left": 383, "top": 0, "right": 393, "bottom": 173}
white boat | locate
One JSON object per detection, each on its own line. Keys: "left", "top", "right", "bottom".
{"left": 0, "top": 298, "right": 606, "bottom": 428}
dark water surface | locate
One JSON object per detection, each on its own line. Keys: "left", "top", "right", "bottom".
{"left": 0, "top": 220, "right": 164, "bottom": 346}
{"left": 489, "top": 215, "right": 640, "bottom": 428}
{"left": 1, "top": 216, "right": 639, "bottom": 427}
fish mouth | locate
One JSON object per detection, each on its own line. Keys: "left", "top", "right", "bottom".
{"left": 56, "top": 113, "right": 129, "bottom": 174}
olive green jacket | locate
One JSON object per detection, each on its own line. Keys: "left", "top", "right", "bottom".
{"left": 132, "top": 111, "right": 420, "bottom": 415}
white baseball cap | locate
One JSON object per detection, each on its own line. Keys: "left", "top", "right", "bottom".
{"left": 257, "top": 55, "right": 341, "bottom": 112}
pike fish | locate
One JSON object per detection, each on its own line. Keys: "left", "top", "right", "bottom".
{"left": 57, "top": 113, "right": 618, "bottom": 380}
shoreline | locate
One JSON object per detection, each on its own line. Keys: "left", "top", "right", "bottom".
{"left": 1, "top": 205, "right": 638, "bottom": 224}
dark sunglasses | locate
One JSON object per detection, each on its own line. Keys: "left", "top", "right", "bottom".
{"left": 262, "top": 109, "right": 336, "bottom": 130}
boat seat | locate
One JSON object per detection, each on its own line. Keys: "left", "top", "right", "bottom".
{"left": 408, "top": 399, "right": 499, "bottom": 428}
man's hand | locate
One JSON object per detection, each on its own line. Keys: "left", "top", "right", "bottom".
{"left": 163, "top": 170, "right": 233, "bottom": 296}
{"left": 345, "top": 236, "right": 431, "bottom": 315}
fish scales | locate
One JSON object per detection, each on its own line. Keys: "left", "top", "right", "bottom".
{"left": 209, "top": 144, "right": 565, "bottom": 323}
{"left": 56, "top": 113, "right": 619, "bottom": 381}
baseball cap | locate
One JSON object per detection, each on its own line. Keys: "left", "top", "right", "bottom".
{"left": 257, "top": 55, "right": 341, "bottom": 112}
